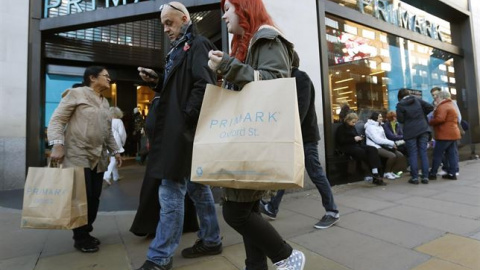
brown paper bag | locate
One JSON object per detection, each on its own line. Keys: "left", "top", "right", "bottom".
{"left": 192, "top": 78, "right": 304, "bottom": 190}
{"left": 21, "top": 166, "right": 88, "bottom": 229}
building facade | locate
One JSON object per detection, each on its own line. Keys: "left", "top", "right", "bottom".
{"left": 0, "top": 0, "right": 478, "bottom": 190}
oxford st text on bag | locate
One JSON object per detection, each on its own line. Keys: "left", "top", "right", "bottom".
{"left": 21, "top": 165, "right": 88, "bottom": 229}
{"left": 192, "top": 78, "right": 304, "bottom": 190}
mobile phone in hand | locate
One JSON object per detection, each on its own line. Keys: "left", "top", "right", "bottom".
{"left": 143, "top": 69, "right": 158, "bottom": 79}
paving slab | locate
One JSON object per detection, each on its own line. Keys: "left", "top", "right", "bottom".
{"left": 334, "top": 193, "right": 397, "bottom": 212}
{"left": 338, "top": 211, "right": 444, "bottom": 248}
{"left": 0, "top": 254, "right": 38, "bottom": 270}
{"left": 377, "top": 205, "right": 480, "bottom": 236}
{"left": 291, "top": 226, "right": 430, "bottom": 270}
{"left": 281, "top": 196, "right": 357, "bottom": 219}
{"left": 34, "top": 244, "right": 131, "bottom": 270}
{"left": 0, "top": 211, "right": 49, "bottom": 260}
{"left": 395, "top": 196, "right": 480, "bottom": 219}
{"left": 411, "top": 258, "right": 472, "bottom": 270}
{"left": 415, "top": 233, "right": 480, "bottom": 269}
{"left": 430, "top": 191, "right": 480, "bottom": 207}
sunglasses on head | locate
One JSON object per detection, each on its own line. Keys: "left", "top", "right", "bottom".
{"left": 159, "top": 3, "right": 185, "bottom": 15}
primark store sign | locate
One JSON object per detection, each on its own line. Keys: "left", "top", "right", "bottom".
{"left": 44, "top": 0, "right": 152, "bottom": 18}
{"left": 356, "top": 0, "right": 446, "bottom": 42}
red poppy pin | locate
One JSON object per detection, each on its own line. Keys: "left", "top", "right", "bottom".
{"left": 183, "top": 42, "right": 191, "bottom": 51}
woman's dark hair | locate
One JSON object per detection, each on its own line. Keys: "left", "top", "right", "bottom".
{"left": 292, "top": 50, "right": 300, "bottom": 68}
{"left": 397, "top": 88, "right": 410, "bottom": 101}
{"left": 83, "top": 66, "right": 106, "bottom": 86}
{"left": 370, "top": 111, "right": 380, "bottom": 121}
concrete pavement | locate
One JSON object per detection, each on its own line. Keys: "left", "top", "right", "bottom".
{"left": 1, "top": 159, "right": 480, "bottom": 270}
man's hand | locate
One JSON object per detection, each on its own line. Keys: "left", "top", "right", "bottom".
{"left": 138, "top": 67, "right": 159, "bottom": 85}
{"left": 50, "top": 144, "right": 65, "bottom": 164}
{"left": 115, "top": 154, "right": 123, "bottom": 168}
{"left": 208, "top": 50, "right": 224, "bottom": 72}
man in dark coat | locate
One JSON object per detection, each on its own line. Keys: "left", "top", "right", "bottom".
{"left": 134, "top": 3, "right": 222, "bottom": 270}
{"left": 260, "top": 51, "right": 340, "bottom": 229}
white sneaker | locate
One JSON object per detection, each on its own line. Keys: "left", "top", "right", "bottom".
{"left": 274, "top": 249, "right": 305, "bottom": 270}
{"left": 383, "top": 172, "right": 396, "bottom": 180}
{"left": 437, "top": 170, "right": 447, "bottom": 176}
{"left": 364, "top": 176, "right": 373, "bottom": 182}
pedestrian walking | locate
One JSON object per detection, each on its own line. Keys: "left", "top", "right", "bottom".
{"left": 103, "top": 107, "right": 126, "bottom": 185}
{"left": 48, "top": 66, "right": 122, "bottom": 253}
{"left": 260, "top": 51, "right": 340, "bottom": 230}
{"left": 134, "top": 2, "right": 222, "bottom": 270}
{"left": 207, "top": 0, "right": 306, "bottom": 269}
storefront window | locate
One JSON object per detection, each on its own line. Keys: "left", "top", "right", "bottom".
{"left": 326, "top": 14, "right": 456, "bottom": 122}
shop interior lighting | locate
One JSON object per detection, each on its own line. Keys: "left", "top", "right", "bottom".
{"left": 335, "top": 78, "right": 354, "bottom": 84}
{"left": 333, "top": 86, "right": 349, "bottom": 91}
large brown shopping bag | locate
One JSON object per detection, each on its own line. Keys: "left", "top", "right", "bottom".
{"left": 21, "top": 165, "right": 87, "bottom": 229}
{"left": 192, "top": 78, "right": 304, "bottom": 190}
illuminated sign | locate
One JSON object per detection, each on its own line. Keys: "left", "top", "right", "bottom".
{"left": 357, "top": 0, "right": 444, "bottom": 42}
{"left": 44, "top": 0, "right": 148, "bottom": 18}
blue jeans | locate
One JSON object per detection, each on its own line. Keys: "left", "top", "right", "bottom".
{"left": 430, "top": 140, "right": 458, "bottom": 176}
{"left": 441, "top": 144, "right": 459, "bottom": 173}
{"left": 268, "top": 142, "right": 338, "bottom": 216}
{"left": 147, "top": 178, "right": 221, "bottom": 266}
{"left": 405, "top": 133, "right": 430, "bottom": 180}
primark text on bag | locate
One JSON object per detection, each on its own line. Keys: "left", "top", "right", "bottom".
{"left": 191, "top": 78, "right": 304, "bottom": 190}
{"left": 21, "top": 165, "right": 88, "bottom": 229}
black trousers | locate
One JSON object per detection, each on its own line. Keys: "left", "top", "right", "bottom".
{"left": 341, "top": 145, "right": 382, "bottom": 172}
{"left": 223, "top": 200, "right": 292, "bottom": 270}
{"left": 73, "top": 167, "right": 103, "bottom": 241}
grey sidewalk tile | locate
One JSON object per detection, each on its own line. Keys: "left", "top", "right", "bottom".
{"left": 290, "top": 226, "right": 430, "bottom": 270}
{"left": 471, "top": 230, "right": 480, "bottom": 241}
{"left": 431, "top": 185, "right": 480, "bottom": 197}
{"left": 281, "top": 196, "right": 357, "bottom": 219}
{"left": 338, "top": 211, "right": 444, "bottom": 248}
{"left": 334, "top": 194, "right": 397, "bottom": 212}
{"left": 396, "top": 196, "right": 480, "bottom": 219}
{"left": 340, "top": 188, "right": 412, "bottom": 202}
{"left": 377, "top": 205, "right": 480, "bottom": 236}
{"left": 0, "top": 254, "right": 38, "bottom": 270}
{"left": 430, "top": 191, "right": 480, "bottom": 207}
{"left": 382, "top": 184, "right": 444, "bottom": 197}
{"left": 175, "top": 256, "right": 239, "bottom": 270}
{"left": 34, "top": 244, "right": 131, "bottom": 270}
{"left": 0, "top": 212, "right": 49, "bottom": 260}
{"left": 262, "top": 209, "right": 319, "bottom": 239}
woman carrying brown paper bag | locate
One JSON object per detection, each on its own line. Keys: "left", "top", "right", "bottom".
{"left": 207, "top": 0, "right": 305, "bottom": 269}
{"left": 48, "top": 66, "right": 122, "bottom": 253}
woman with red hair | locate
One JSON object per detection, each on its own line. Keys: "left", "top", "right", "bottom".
{"left": 208, "top": 1, "right": 305, "bottom": 269}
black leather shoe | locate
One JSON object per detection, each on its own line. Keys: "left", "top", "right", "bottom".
{"left": 428, "top": 175, "right": 437, "bottom": 180}
{"left": 136, "top": 260, "right": 172, "bottom": 270}
{"left": 74, "top": 239, "right": 99, "bottom": 253}
{"left": 87, "top": 235, "right": 101, "bottom": 246}
{"left": 181, "top": 239, "right": 222, "bottom": 258}
{"left": 421, "top": 179, "right": 429, "bottom": 184}
{"left": 442, "top": 174, "right": 457, "bottom": 180}
{"left": 408, "top": 179, "right": 419, "bottom": 185}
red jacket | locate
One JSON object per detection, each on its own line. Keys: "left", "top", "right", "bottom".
{"left": 429, "top": 99, "right": 461, "bottom": 140}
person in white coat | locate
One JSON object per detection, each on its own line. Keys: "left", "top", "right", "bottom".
{"left": 365, "top": 111, "right": 405, "bottom": 180}
{"left": 104, "top": 107, "right": 126, "bottom": 185}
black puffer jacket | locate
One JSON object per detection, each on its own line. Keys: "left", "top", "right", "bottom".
{"left": 396, "top": 95, "right": 433, "bottom": 140}
{"left": 293, "top": 67, "right": 320, "bottom": 143}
